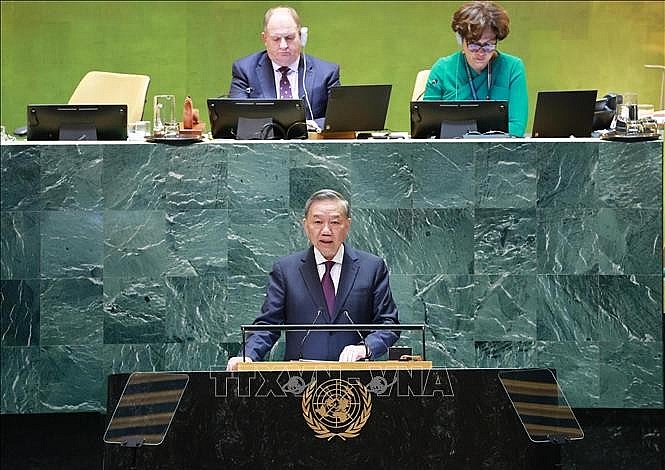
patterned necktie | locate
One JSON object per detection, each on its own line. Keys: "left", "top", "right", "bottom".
{"left": 321, "top": 261, "right": 335, "bottom": 316}
{"left": 278, "top": 66, "right": 292, "bottom": 99}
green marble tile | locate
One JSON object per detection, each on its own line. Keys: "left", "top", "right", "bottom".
{"left": 599, "top": 340, "right": 663, "bottom": 408}
{"left": 40, "top": 278, "right": 103, "bottom": 345}
{"left": 349, "top": 208, "right": 474, "bottom": 275}
{"left": 0, "top": 145, "right": 41, "bottom": 211}
{"left": 474, "top": 209, "right": 537, "bottom": 274}
{"left": 411, "top": 142, "right": 475, "bottom": 208}
{"left": 537, "top": 275, "right": 599, "bottom": 341}
{"left": 38, "top": 345, "right": 105, "bottom": 413}
{"left": 595, "top": 209, "right": 661, "bottom": 275}
{"left": 476, "top": 142, "right": 537, "bottom": 208}
{"left": 287, "top": 209, "right": 310, "bottom": 253}
{"left": 166, "top": 209, "right": 228, "bottom": 276}
{"left": 164, "top": 274, "right": 229, "bottom": 343}
{"left": 346, "top": 142, "right": 413, "bottom": 209}
{"left": 473, "top": 275, "right": 538, "bottom": 341}
{"left": 537, "top": 142, "right": 598, "bottom": 208}
{"left": 104, "top": 343, "right": 167, "bottom": 374}
{"left": 40, "top": 145, "right": 103, "bottom": 210}
{"left": 228, "top": 209, "right": 290, "bottom": 276}
{"left": 1, "top": 211, "right": 40, "bottom": 279}
{"left": 102, "top": 144, "right": 168, "bottom": 210}
{"left": 411, "top": 274, "right": 476, "bottom": 339}
{"left": 408, "top": 208, "right": 474, "bottom": 274}
{"left": 165, "top": 144, "right": 228, "bottom": 210}
{"left": 103, "top": 277, "right": 167, "bottom": 344}
{"left": 347, "top": 208, "right": 413, "bottom": 274}
{"left": 227, "top": 143, "right": 289, "bottom": 211}
{"left": 288, "top": 142, "right": 352, "bottom": 211}
{"left": 163, "top": 342, "right": 237, "bottom": 372}
{"left": 425, "top": 338, "right": 476, "bottom": 368}
{"left": 1, "top": 280, "right": 40, "bottom": 346}
{"left": 0, "top": 346, "right": 41, "bottom": 413}
{"left": 536, "top": 340, "right": 600, "bottom": 408}
{"left": 474, "top": 340, "right": 538, "bottom": 368}
{"left": 41, "top": 210, "right": 103, "bottom": 279}
{"left": 596, "top": 275, "right": 662, "bottom": 342}
{"left": 1, "top": 140, "right": 662, "bottom": 413}
{"left": 385, "top": 274, "right": 425, "bottom": 349}
{"left": 225, "top": 274, "right": 269, "bottom": 342}
{"left": 537, "top": 208, "right": 599, "bottom": 274}
{"left": 596, "top": 141, "right": 662, "bottom": 208}
{"left": 104, "top": 210, "right": 168, "bottom": 278}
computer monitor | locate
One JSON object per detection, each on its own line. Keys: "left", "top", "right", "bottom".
{"left": 27, "top": 104, "right": 128, "bottom": 141}
{"left": 531, "top": 90, "right": 597, "bottom": 138}
{"left": 322, "top": 84, "right": 392, "bottom": 132}
{"left": 410, "top": 100, "right": 508, "bottom": 138}
{"left": 207, "top": 98, "right": 307, "bottom": 140}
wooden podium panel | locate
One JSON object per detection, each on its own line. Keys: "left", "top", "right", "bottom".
{"left": 236, "top": 360, "right": 432, "bottom": 371}
{"left": 104, "top": 369, "right": 560, "bottom": 469}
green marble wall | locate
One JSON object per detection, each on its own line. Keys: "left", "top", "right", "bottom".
{"left": 1, "top": 140, "right": 662, "bottom": 414}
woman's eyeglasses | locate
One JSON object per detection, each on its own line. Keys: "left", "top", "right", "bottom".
{"left": 466, "top": 42, "right": 497, "bottom": 53}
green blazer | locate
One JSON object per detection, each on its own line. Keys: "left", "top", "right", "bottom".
{"left": 424, "top": 51, "right": 528, "bottom": 137}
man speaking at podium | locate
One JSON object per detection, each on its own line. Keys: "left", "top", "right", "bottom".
{"left": 227, "top": 189, "right": 400, "bottom": 371}
{"left": 228, "top": 5, "right": 340, "bottom": 122}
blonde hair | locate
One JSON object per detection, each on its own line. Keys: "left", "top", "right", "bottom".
{"left": 263, "top": 6, "right": 301, "bottom": 31}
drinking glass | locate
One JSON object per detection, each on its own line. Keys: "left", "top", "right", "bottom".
{"left": 127, "top": 121, "right": 151, "bottom": 141}
{"left": 619, "top": 92, "right": 638, "bottom": 121}
{"left": 153, "top": 95, "right": 178, "bottom": 137}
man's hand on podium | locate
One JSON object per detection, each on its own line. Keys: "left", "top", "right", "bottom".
{"left": 227, "top": 356, "right": 252, "bottom": 371}
{"left": 338, "top": 345, "right": 369, "bottom": 362}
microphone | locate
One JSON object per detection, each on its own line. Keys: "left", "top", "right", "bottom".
{"left": 343, "top": 310, "right": 370, "bottom": 360}
{"left": 299, "top": 26, "right": 315, "bottom": 121}
{"left": 298, "top": 309, "right": 323, "bottom": 360}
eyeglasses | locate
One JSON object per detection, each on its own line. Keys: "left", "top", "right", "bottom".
{"left": 466, "top": 42, "right": 497, "bottom": 53}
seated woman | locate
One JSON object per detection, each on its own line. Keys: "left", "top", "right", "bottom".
{"left": 424, "top": 1, "right": 528, "bottom": 137}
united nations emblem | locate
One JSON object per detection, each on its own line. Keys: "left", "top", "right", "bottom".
{"left": 301, "top": 379, "right": 371, "bottom": 440}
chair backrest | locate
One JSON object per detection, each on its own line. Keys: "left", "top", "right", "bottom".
{"left": 411, "top": 69, "right": 431, "bottom": 101}
{"left": 68, "top": 71, "right": 151, "bottom": 123}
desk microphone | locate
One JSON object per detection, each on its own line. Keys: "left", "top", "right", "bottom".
{"left": 343, "top": 310, "right": 370, "bottom": 359}
{"left": 299, "top": 26, "right": 315, "bottom": 121}
{"left": 298, "top": 309, "right": 323, "bottom": 360}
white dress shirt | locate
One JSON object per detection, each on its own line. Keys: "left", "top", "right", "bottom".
{"left": 313, "top": 245, "right": 344, "bottom": 294}
{"left": 272, "top": 57, "right": 300, "bottom": 98}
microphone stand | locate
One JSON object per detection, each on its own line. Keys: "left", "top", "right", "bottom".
{"left": 240, "top": 324, "right": 427, "bottom": 361}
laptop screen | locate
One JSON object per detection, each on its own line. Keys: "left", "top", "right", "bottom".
{"left": 207, "top": 98, "right": 307, "bottom": 139}
{"left": 531, "top": 90, "right": 597, "bottom": 138}
{"left": 410, "top": 100, "right": 508, "bottom": 138}
{"left": 27, "top": 104, "right": 128, "bottom": 141}
{"left": 322, "top": 85, "right": 392, "bottom": 132}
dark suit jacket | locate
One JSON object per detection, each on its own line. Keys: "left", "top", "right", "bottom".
{"left": 228, "top": 51, "right": 340, "bottom": 120}
{"left": 240, "top": 244, "right": 400, "bottom": 361}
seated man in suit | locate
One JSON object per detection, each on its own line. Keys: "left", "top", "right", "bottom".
{"left": 228, "top": 5, "right": 340, "bottom": 123}
{"left": 227, "top": 189, "right": 400, "bottom": 371}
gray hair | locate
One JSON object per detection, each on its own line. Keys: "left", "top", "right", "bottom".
{"left": 303, "top": 189, "right": 350, "bottom": 218}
